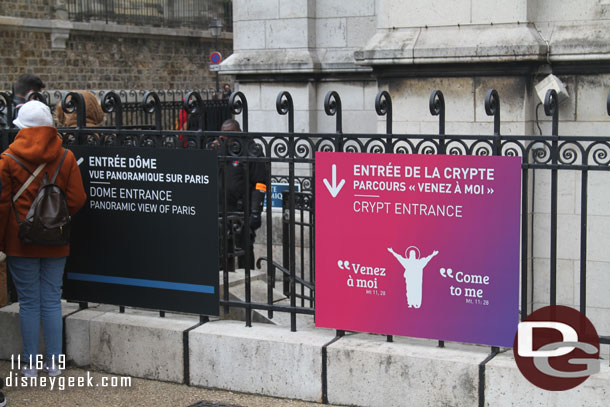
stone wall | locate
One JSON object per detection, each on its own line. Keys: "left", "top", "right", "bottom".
{"left": 0, "top": 0, "right": 52, "bottom": 20}
{"left": 0, "top": 29, "right": 229, "bottom": 90}
{"left": 0, "top": 4, "right": 233, "bottom": 91}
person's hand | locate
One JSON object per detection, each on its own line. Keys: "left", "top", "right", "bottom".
{"left": 433, "top": 250, "right": 439, "bottom": 256}
{"left": 250, "top": 212, "right": 261, "bottom": 230}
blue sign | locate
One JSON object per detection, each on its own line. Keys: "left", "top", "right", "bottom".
{"left": 264, "top": 183, "right": 301, "bottom": 209}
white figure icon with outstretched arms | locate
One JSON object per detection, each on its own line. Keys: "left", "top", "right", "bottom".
{"left": 388, "top": 246, "right": 439, "bottom": 308}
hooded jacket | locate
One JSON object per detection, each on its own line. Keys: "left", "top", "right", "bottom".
{"left": 55, "top": 90, "right": 105, "bottom": 128}
{"left": 0, "top": 126, "right": 87, "bottom": 257}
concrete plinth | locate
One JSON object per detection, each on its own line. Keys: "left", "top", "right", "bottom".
{"left": 65, "top": 308, "right": 107, "bottom": 367}
{"left": 326, "top": 334, "right": 485, "bottom": 407}
{"left": 0, "top": 303, "right": 23, "bottom": 360}
{"left": 189, "top": 320, "right": 334, "bottom": 401}
{"left": 485, "top": 352, "right": 610, "bottom": 407}
{"left": 0, "top": 301, "right": 79, "bottom": 360}
{"left": 88, "top": 311, "right": 196, "bottom": 383}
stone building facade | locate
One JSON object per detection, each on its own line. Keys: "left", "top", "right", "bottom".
{"left": 0, "top": 0, "right": 233, "bottom": 91}
{"left": 222, "top": 0, "right": 610, "bottom": 335}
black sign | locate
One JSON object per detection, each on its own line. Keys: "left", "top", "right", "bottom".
{"left": 64, "top": 146, "right": 219, "bottom": 315}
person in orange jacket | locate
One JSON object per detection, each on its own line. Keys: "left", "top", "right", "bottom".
{"left": 0, "top": 100, "right": 86, "bottom": 378}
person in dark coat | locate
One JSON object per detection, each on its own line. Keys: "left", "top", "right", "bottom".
{"left": 0, "top": 74, "right": 45, "bottom": 129}
{"left": 216, "top": 119, "right": 268, "bottom": 270}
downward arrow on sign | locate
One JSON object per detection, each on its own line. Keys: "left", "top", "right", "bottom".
{"left": 323, "top": 164, "right": 345, "bottom": 198}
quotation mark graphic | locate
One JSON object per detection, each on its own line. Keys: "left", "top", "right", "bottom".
{"left": 440, "top": 267, "right": 454, "bottom": 278}
{"left": 338, "top": 260, "right": 350, "bottom": 270}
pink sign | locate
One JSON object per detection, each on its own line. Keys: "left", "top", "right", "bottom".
{"left": 315, "top": 152, "right": 521, "bottom": 347}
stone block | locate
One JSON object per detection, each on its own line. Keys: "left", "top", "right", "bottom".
{"left": 354, "top": 30, "right": 418, "bottom": 63}
{"left": 485, "top": 352, "right": 610, "bottom": 406}
{"left": 379, "top": 0, "right": 470, "bottom": 28}
{"left": 318, "top": 49, "right": 367, "bottom": 72}
{"left": 582, "top": 171, "right": 610, "bottom": 217}
{"left": 269, "top": 162, "right": 314, "bottom": 179}
{"left": 530, "top": 0, "right": 598, "bottom": 22}
{"left": 389, "top": 77, "right": 475, "bottom": 124}
{"left": 315, "top": 0, "right": 375, "bottom": 18}
{"left": 316, "top": 81, "right": 366, "bottom": 111}
{"left": 575, "top": 74, "right": 610, "bottom": 122}
{"left": 412, "top": 24, "right": 545, "bottom": 63}
{"left": 574, "top": 261, "right": 610, "bottom": 309}
{"left": 279, "top": 0, "right": 314, "bottom": 19}
{"left": 89, "top": 312, "right": 196, "bottom": 383}
{"left": 0, "top": 303, "right": 24, "bottom": 360}
{"left": 234, "top": 0, "right": 279, "bottom": 22}
{"left": 326, "top": 334, "right": 484, "bottom": 407}
{"left": 316, "top": 18, "right": 347, "bottom": 48}
{"left": 346, "top": 110, "right": 379, "bottom": 134}
{"left": 315, "top": 109, "right": 379, "bottom": 135}
{"left": 65, "top": 308, "right": 107, "bottom": 367}
{"left": 0, "top": 301, "right": 80, "bottom": 360}
{"left": 532, "top": 169, "right": 577, "bottom": 215}
{"left": 474, "top": 77, "right": 528, "bottom": 123}
{"left": 221, "top": 49, "right": 318, "bottom": 75}
{"left": 259, "top": 82, "right": 313, "bottom": 112}
{"left": 347, "top": 16, "right": 377, "bottom": 48}
{"left": 256, "top": 211, "right": 311, "bottom": 247}
{"left": 294, "top": 109, "right": 316, "bottom": 133}
{"left": 234, "top": 20, "right": 266, "bottom": 51}
{"left": 267, "top": 19, "right": 312, "bottom": 49}
{"left": 583, "top": 306, "right": 610, "bottom": 339}
{"left": 247, "top": 110, "right": 289, "bottom": 133}
{"left": 392, "top": 121, "right": 422, "bottom": 135}
{"left": 550, "top": 20, "right": 610, "bottom": 58}
{"left": 189, "top": 321, "right": 334, "bottom": 400}
{"left": 585, "top": 215, "right": 610, "bottom": 263}
{"left": 532, "top": 213, "right": 580, "bottom": 260}
{"left": 419, "top": 120, "right": 530, "bottom": 136}
{"left": 531, "top": 258, "right": 576, "bottom": 306}
{"left": 554, "top": 121, "right": 610, "bottom": 137}
{"left": 471, "top": 0, "right": 528, "bottom": 24}
{"left": 363, "top": 81, "right": 380, "bottom": 112}
{"left": 235, "top": 82, "right": 262, "bottom": 111}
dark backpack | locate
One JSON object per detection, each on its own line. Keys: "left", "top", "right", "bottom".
{"left": 3, "top": 150, "right": 71, "bottom": 245}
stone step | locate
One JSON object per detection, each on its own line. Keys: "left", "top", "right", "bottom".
{"left": 221, "top": 269, "right": 316, "bottom": 329}
{"left": 219, "top": 269, "right": 288, "bottom": 325}
{"left": 264, "top": 297, "right": 316, "bottom": 330}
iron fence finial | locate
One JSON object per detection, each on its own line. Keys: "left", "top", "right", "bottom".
{"left": 228, "top": 91, "right": 248, "bottom": 132}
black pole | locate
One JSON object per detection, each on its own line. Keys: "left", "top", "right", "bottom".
{"left": 215, "top": 36, "right": 219, "bottom": 92}
{"left": 545, "top": 89, "right": 559, "bottom": 306}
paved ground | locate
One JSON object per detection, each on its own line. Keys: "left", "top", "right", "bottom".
{"left": 0, "top": 361, "right": 345, "bottom": 407}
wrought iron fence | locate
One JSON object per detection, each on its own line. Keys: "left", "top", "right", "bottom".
{"left": 67, "top": 0, "right": 233, "bottom": 32}
{"left": 2, "top": 88, "right": 610, "bottom": 354}
{"left": 0, "top": 89, "right": 231, "bottom": 131}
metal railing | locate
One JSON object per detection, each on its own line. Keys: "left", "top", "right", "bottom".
{"left": 0, "top": 89, "right": 231, "bottom": 131}
{"left": 67, "top": 0, "right": 233, "bottom": 32}
{"left": 2, "top": 88, "right": 610, "bottom": 353}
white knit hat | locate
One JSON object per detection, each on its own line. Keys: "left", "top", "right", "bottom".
{"left": 13, "top": 100, "right": 54, "bottom": 129}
